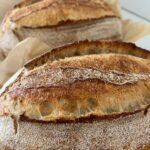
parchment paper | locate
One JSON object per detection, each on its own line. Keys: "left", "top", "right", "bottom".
{"left": 123, "top": 20, "right": 150, "bottom": 42}
{"left": 0, "top": 0, "right": 20, "bottom": 23}
{"left": 0, "top": 0, "right": 150, "bottom": 87}
{"left": 0, "top": 38, "right": 50, "bottom": 87}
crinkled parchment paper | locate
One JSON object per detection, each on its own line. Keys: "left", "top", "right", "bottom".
{"left": 0, "top": 38, "right": 50, "bottom": 87}
{"left": 0, "top": 0, "right": 20, "bottom": 23}
{"left": 0, "top": 0, "right": 150, "bottom": 86}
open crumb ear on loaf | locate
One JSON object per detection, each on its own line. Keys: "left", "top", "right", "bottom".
{"left": 0, "top": 41, "right": 150, "bottom": 122}
{"left": 2, "top": 0, "right": 117, "bottom": 31}
{"left": 25, "top": 41, "right": 150, "bottom": 70}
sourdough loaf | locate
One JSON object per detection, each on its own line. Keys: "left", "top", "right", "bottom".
{"left": 0, "top": 41, "right": 149, "bottom": 149}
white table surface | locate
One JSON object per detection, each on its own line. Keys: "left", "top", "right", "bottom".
{"left": 121, "top": 9, "right": 147, "bottom": 22}
{"left": 121, "top": 0, "right": 150, "bottom": 50}
{"left": 121, "top": 0, "right": 150, "bottom": 23}
{"left": 120, "top": 0, "right": 150, "bottom": 22}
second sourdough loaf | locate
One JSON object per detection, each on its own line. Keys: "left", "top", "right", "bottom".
{"left": 0, "top": 0, "right": 122, "bottom": 56}
{"left": 0, "top": 41, "right": 150, "bottom": 149}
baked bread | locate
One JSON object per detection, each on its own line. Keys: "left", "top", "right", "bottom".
{"left": 14, "top": 0, "right": 42, "bottom": 8}
{"left": 0, "top": 41, "right": 150, "bottom": 149}
{"left": 0, "top": 0, "right": 122, "bottom": 56}
{"left": 2, "top": 0, "right": 118, "bottom": 29}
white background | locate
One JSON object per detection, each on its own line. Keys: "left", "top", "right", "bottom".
{"left": 121, "top": 1, "right": 150, "bottom": 50}
{"left": 121, "top": 0, "right": 150, "bottom": 23}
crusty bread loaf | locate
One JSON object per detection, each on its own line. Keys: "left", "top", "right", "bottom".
{"left": 0, "top": 0, "right": 122, "bottom": 57}
{"left": 0, "top": 41, "right": 149, "bottom": 149}
{"left": 2, "top": 0, "right": 117, "bottom": 30}
{"left": 14, "top": 0, "right": 42, "bottom": 8}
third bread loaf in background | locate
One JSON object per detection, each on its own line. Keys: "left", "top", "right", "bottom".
{"left": 0, "top": 0, "right": 122, "bottom": 57}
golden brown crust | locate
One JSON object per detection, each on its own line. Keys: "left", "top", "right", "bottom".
{"left": 141, "top": 145, "right": 150, "bottom": 150}
{"left": 0, "top": 41, "right": 150, "bottom": 122}
{"left": 14, "top": 0, "right": 42, "bottom": 8}
{"left": 25, "top": 41, "right": 150, "bottom": 70}
{"left": 4, "top": 78, "right": 149, "bottom": 121}
{"left": 49, "top": 54, "right": 150, "bottom": 73}
{"left": 0, "top": 41, "right": 150, "bottom": 149}
{"left": 3, "top": 0, "right": 117, "bottom": 31}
